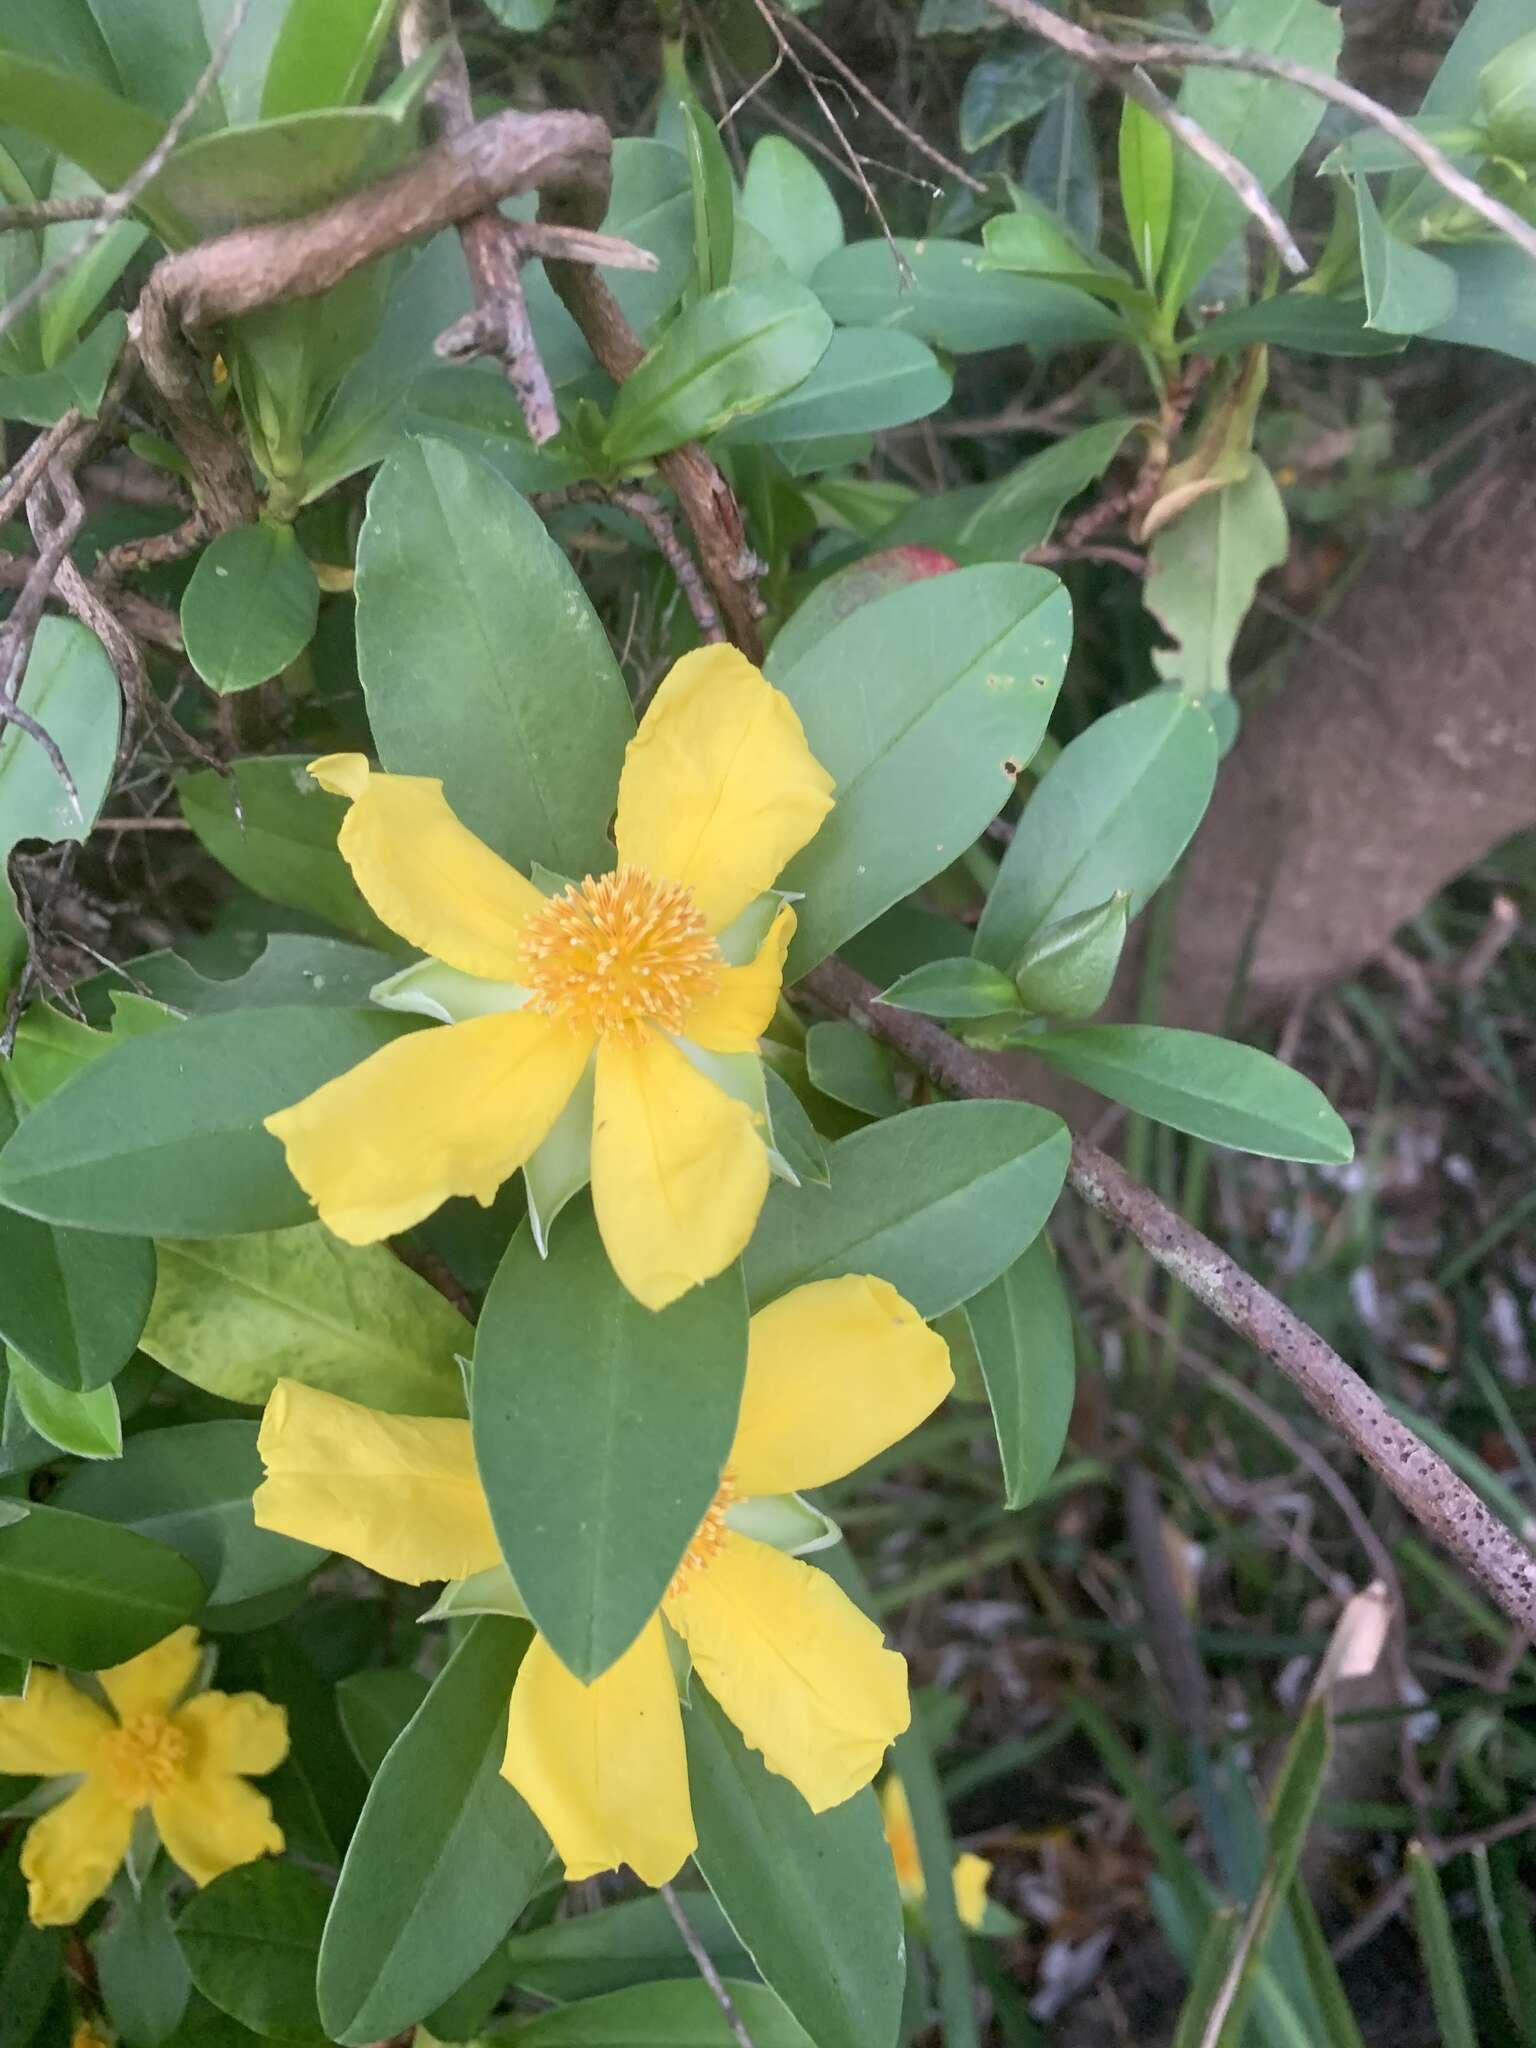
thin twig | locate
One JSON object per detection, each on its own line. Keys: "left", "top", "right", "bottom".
{"left": 0, "top": 0, "right": 252, "bottom": 349}
{"left": 0, "top": 410, "right": 83, "bottom": 529}
{"left": 801, "top": 957, "right": 1536, "bottom": 1642}
{"left": 658, "top": 1884, "right": 758, "bottom": 2048}
{"left": 0, "top": 196, "right": 109, "bottom": 233}
{"left": 540, "top": 483, "right": 723, "bottom": 645}
{"left": 1333, "top": 1799, "right": 1536, "bottom": 1961}
{"left": 987, "top": 0, "right": 1536, "bottom": 272}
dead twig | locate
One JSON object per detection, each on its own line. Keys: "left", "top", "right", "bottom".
{"left": 802, "top": 957, "right": 1536, "bottom": 1643}
{"left": 0, "top": 196, "right": 110, "bottom": 234}
{"left": 658, "top": 1884, "right": 758, "bottom": 2048}
{"left": 1333, "top": 1801, "right": 1536, "bottom": 1961}
{"left": 539, "top": 483, "right": 723, "bottom": 646}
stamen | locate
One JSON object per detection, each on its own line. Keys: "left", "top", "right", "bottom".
{"left": 101, "top": 1713, "right": 188, "bottom": 1804}
{"left": 667, "top": 1471, "right": 737, "bottom": 1598}
{"left": 519, "top": 864, "right": 723, "bottom": 1043}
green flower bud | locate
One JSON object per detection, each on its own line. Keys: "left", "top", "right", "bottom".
{"left": 1012, "top": 891, "right": 1131, "bottom": 1021}
{"left": 1481, "top": 29, "right": 1536, "bottom": 158}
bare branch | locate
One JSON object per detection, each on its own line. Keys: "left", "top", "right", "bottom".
{"left": 540, "top": 482, "right": 724, "bottom": 646}
{"left": 658, "top": 1885, "right": 758, "bottom": 2048}
{"left": 802, "top": 956, "right": 1536, "bottom": 1642}
{"left": 0, "top": 196, "right": 109, "bottom": 234}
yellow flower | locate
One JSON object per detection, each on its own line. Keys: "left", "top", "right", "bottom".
{"left": 254, "top": 1273, "right": 952, "bottom": 1886}
{"left": 0, "top": 1629, "right": 288, "bottom": 1927}
{"left": 881, "top": 1775, "right": 992, "bottom": 1932}
{"left": 73, "top": 2024, "right": 112, "bottom": 2048}
{"left": 263, "top": 646, "right": 834, "bottom": 1311}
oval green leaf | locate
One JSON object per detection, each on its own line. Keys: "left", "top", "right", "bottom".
{"left": 714, "top": 328, "right": 951, "bottom": 448}
{"left": 178, "top": 1862, "right": 330, "bottom": 2046}
{"left": 743, "top": 1100, "right": 1070, "bottom": 1317}
{"left": 0, "top": 616, "right": 120, "bottom": 859}
{"left": 181, "top": 524, "right": 320, "bottom": 695}
{"left": 5, "top": 1350, "right": 121, "bottom": 1460}
{"left": 0, "top": 1501, "right": 205, "bottom": 1666}
{"left": 1025, "top": 1024, "right": 1356, "bottom": 1162}
{"left": 963, "top": 1236, "right": 1075, "bottom": 1509}
{"left": 505, "top": 1891, "right": 754, "bottom": 2002}
{"left": 473, "top": 1206, "right": 747, "bottom": 1681}
{"left": 511, "top": 1981, "right": 814, "bottom": 2046}
{"left": 878, "top": 957, "right": 1022, "bottom": 1020}
{"left": 811, "top": 237, "right": 1123, "bottom": 353}
{"left": 739, "top": 136, "right": 843, "bottom": 282}
{"left": 356, "top": 435, "right": 633, "bottom": 873}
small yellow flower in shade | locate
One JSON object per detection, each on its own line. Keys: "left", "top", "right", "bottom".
{"left": 0, "top": 1629, "right": 288, "bottom": 1927}
{"left": 72, "top": 2023, "right": 112, "bottom": 2048}
{"left": 881, "top": 1775, "right": 993, "bottom": 1932}
{"left": 254, "top": 1273, "right": 953, "bottom": 1887}
{"left": 262, "top": 645, "right": 834, "bottom": 1311}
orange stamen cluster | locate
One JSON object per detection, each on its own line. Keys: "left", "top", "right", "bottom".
{"left": 101, "top": 1713, "right": 187, "bottom": 1804}
{"left": 519, "top": 865, "right": 723, "bottom": 1043}
{"left": 667, "top": 1471, "right": 737, "bottom": 1599}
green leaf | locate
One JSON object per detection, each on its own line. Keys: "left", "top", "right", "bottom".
{"left": 1389, "top": 0, "right": 1528, "bottom": 218}
{"left": 505, "top": 1892, "right": 754, "bottom": 2002}
{"left": 1008, "top": 893, "right": 1131, "bottom": 1021}
{"left": 685, "top": 1688, "right": 904, "bottom": 2048}
{"left": 958, "top": 40, "right": 1071, "bottom": 152}
{"left": 744, "top": 1100, "right": 1069, "bottom": 1317}
{"left": 94, "top": 1867, "right": 193, "bottom": 2048}
{"left": 509, "top": 1981, "right": 814, "bottom": 2046}
{"left": 1159, "top": 0, "right": 1343, "bottom": 315}
{"left": 0, "top": 311, "right": 126, "bottom": 425}
{"left": 0, "top": 0, "right": 228, "bottom": 129}
{"left": 261, "top": 0, "right": 400, "bottom": 116}
{"left": 38, "top": 167, "right": 145, "bottom": 369}
{"left": 357, "top": 435, "right": 632, "bottom": 873}
{"left": 678, "top": 90, "right": 735, "bottom": 296}
{"left": 1024, "top": 1024, "right": 1355, "bottom": 1162}
{"left": 51, "top": 1421, "right": 323, "bottom": 1608}
{"left": 1186, "top": 293, "right": 1408, "bottom": 358}
{"left": 1407, "top": 1848, "right": 1478, "bottom": 2048}
{"left": 1352, "top": 174, "right": 1458, "bottom": 336}
{"left": 0, "top": 51, "right": 163, "bottom": 201}
{"left": 1119, "top": 98, "right": 1174, "bottom": 286}
{"left": 1422, "top": 239, "right": 1536, "bottom": 365}
{"left": 803, "top": 1021, "right": 902, "bottom": 1119}
{"left": 180, "top": 525, "right": 321, "bottom": 695}
{"left": 147, "top": 106, "right": 419, "bottom": 244}
{"left": 767, "top": 563, "right": 1072, "bottom": 977}
{"left": 178, "top": 1863, "right": 330, "bottom": 2046}
{"left": 762, "top": 1067, "right": 829, "bottom": 1188}
{"left": 318, "top": 1619, "right": 550, "bottom": 2044}
{"left": 1023, "top": 83, "right": 1101, "bottom": 252}
{"left": 0, "top": 1006, "right": 417, "bottom": 1237}
{"left": 812, "top": 238, "right": 1124, "bottom": 353}
{"left": 739, "top": 136, "right": 843, "bottom": 282}
{"left": 1145, "top": 461, "right": 1289, "bottom": 695}
{"left": 0, "top": 1501, "right": 204, "bottom": 1666}
{"left": 176, "top": 756, "right": 400, "bottom": 950}
{"left": 878, "top": 957, "right": 1022, "bottom": 1020}
{"left": 981, "top": 203, "right": 1143, "bottom": 306}
{"left": 713, "top": 328, "right": 951, "bottom": 447}
{"left": 1319, "top": 116, "right": 1486, "bottom": 178}
{"left": 334, "top": 1668, "right": 431, "bottom": 1777}
{"left": 0, "top": 616, "right": 120, "bottom": 858}
{"left": 473, "top": 1207, "right": 747, "bottom": 1681}
{"left": 5, "top": 1350, "right": 120, "bottom": 1459}
{"left": 603, "top": 278, "right": 832, "bottom": 464}
{"left": 963, "top": 1237, "right": 1074, "bottom": 1509}
{"left": 142, "top": 1225, "right": 468, "bottom": 1417}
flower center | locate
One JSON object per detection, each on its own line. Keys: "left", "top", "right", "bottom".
{"left": 101, "top": 1713, "right": 187, "bottom": 1805}
{"left": 667, "top": 1471, "right": 737, "bottom": 1599}
{"left": 519, "top": 865, "right": 724, "bottom": 1044}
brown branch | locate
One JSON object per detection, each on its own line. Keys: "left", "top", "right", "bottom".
{"left": 987, "top": 0, "right": 1536, "bottom": 274}
{"left": 541, "top": 483, "right": 723, "bottom": 645}
{"left": 658, "top": 1884, "right": 758, "bottom": 2048}
{"left": 800, "top": 956, "right": 1536, "bottom": 1641}
{"left": 0, "top": 196, "right": 108, "bottom": 233}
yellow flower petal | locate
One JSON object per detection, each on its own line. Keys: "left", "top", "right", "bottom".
{"left": 152, "top": 1771, "right": 283, "bottom": 1888}
{"left": 254, "top": 1380, "right": 499, "bottom": 1585}
{"left": 953, "top": 1851, "right": 992, "bottom": 1931}
{"left": 0, "top": 1668, "right": 113, "bottom": 1777}
{"left": 682, "top": 902, "right": 795, "bottom": 1054}
{"left": 20, "top": 1777, "right": 133, "bottom": 1926}
{"left": 730, "top": 1277, "right": 953, "bottom": 1497}
{"left": 98, "top": 1627, "right": 201, "bottom": 1725}
{"left": 590, "top": 1032, "right": 768, "bottom": 1311}
{"left": 881, "top": 1776, "right": 923, "bottom": 1898}
{"left": 501, "top": 1620, "right": 693, "bottom": 1889}
{"left": 613, "top": 647, "right": 834, "bottom": 933}
{"left": 265, "top": 1009, "right": 593, "bottom": 1245}
{"left": 173, "top": 1693, "right": 289, "bottom": 1779}
{"left": 667, "top": 1532, "right": 909, "bottom": 1812}
{"left": 308, "top": 753, "right": 546, "bottom": 978}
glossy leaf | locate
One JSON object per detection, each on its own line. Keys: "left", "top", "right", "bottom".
{"left": 52, "top": 1421, "right": 324, "bottom": 1608}
{"left": 767, "top": 544, "right": 956, "bottom": 677}
{"left": 1145, "top": 461, "right": 1289, "bottom": 695}
{"left": 1187, "top": 293, "right": 1408, "bottom": 358}
{"left": 768, "top": 562, "right": 1072, "bottom": 976}
{"left": 0, "top": 52, "right": 163, "bottom": 205}
{"left": 1010, "top": 893, "right": 1131, "bottom": 1021}
{"left": 1024, "top": 83, "right": 1101, "bottom": 251}
{"left": 5, "top": 1351, "right": 120, "bottom": 1460}
{"left": 0, "top": 617, "right": 120, "bottom": 858}
{"left": 604, "top": 277, "right": 832, "bottom": 464}
{"left": 357, "top": 435, "right": 632, "bottom": 872}
{"left": 1353, "top": 174, "right": 1458, "bottom": 335}
{"left": 1025, "top": 1024, "right": 1355, "bottom": 1162}
{"left": 0, "top": 1501, "right": 204, "bottom": 1666}
{"left": 981, "top": 204, "right": 1143, "bottom": 306}
{"left": 142, "top": 1226, "right": 468, "bottom": 1417}
{"left": 964, "top": 1236, "right": 1075, "bottom": 1509}
{"left": 261, "top": 0, "right": 400, "bottom": 116}
{"left": 878, "top": 957, "right": 1023, "bottom": 1020}
{"left": 739, "top": 136, "right": 843, "bottom": 282}
{"left": 804, "top": 1021, "right": 902, "bottom": 1119}
{"left": 0, "top": 311, "right": 126, "bottom": 425}
{"left": 94, "top": 1866, "right": 192, "bottom": 2048}
{"left": 958, "top": 40, "right": 1070, "bottom": 152}
{"left": 0, "top": 1006, "right": 417, "bottom": 1237}
{"left": 714, "top": 328, "right": 951, "bottom": 447}
{"left": 177, "top": 756, "right": 399, "bottom": 949}
{"left": 1119, "top": 97, "right": 1174, "bottom": 286}
{"left": 0, "top": 1169, "right": 154, "bottom": 1400}
{"left": 473, "top": 1208, "right": 747, "bottom": 1680}
{"left": 744, "top": 1100, "right": 1070, "bottom": 1317}
{"left": 335, "top": 1668, "right": 432, "bottom": 1777}
{"left": 318, "top": 1619, "right": 549, "bottom": 2044}
{"left": 180, "top": 525, "right": 321, "bottom": 695}
{"left": 976, "top": 693, "right": 1218, "bottom": 969}
{"left": 505, "top": 1892, "right": 754, "bottom": 2002}
{"left": 1159, "top": 0, "right": 1343, "bottom": 314}
{"left": 511, "top": 1981, "right": 813, "bottom": 2046}
{"left": 686, "top": 1688, "right": 904, "bottom": 2048}
{"left": 678, "top": 89, "right": 735, "bottom": 296}
{"left": 147, "top": 105, "right": 418, "bottom": 244}
{"left": 178, "top": 1862, "right": 330, "bottom": 2045}
{"left": 812, "top": 238, "right": 1124, "bottom": 353}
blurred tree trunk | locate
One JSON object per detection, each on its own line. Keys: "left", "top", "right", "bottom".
{"left": 1159, "top": 435, "right": 1536, "bottom": 1029}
